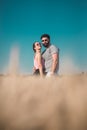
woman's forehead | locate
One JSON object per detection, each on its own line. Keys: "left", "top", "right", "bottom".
{"left": 35, "top": 42, "right": 40, "bottom": 45}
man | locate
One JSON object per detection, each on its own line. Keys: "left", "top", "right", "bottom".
{"left": 41, "top": 34, "right": 59, "bottom": 77}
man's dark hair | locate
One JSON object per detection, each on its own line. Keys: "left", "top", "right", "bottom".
{"left": 40, "top": 34, "right": 50, "bottom": 40}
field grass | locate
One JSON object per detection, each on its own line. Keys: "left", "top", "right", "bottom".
{"left": 0, "top": 74, "right": 87, "bottom": 130}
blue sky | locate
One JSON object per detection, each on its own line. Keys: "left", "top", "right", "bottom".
{"left": 0, "top": 0, "right": 87, "bottom": 74}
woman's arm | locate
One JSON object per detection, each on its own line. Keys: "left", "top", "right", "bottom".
{"left": 37, "top": 53, "right": 44, "bottom": 77}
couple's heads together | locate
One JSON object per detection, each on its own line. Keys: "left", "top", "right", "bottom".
{"left": 33, "top": 34, "right": 50, "bottom": 53}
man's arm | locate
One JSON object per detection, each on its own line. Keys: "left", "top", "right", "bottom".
{"left": 50, "top": 53, "right": 59, "bottom": 74}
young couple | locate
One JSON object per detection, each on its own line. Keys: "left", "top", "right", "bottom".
{"left": 33, "top": 34, "right": 59, "bottom": 77}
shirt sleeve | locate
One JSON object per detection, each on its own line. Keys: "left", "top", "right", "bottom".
{"left": 50, "top": 45, "right": 58, "bottom": 55}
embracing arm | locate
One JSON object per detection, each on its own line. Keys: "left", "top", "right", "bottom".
{"left": 37, "top": 53, "right": 44, "bottom": 77}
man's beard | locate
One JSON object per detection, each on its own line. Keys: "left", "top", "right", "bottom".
{"left": 43, "top": 42, "right": 50, "bottom": 48}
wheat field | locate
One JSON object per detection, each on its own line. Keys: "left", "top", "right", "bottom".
{"left": 0, "top": 74, "right": 87, "bottom": 130}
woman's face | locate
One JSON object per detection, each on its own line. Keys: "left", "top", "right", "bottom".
{"left": 34, "top": 42, "right": 41, "bottom": 51}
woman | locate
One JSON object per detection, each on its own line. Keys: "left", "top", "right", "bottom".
{"left": 33, "top": 41, "right": 45, "bottom": 77}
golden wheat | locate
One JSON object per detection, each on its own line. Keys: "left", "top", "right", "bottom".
{"left": 0, "top": 74, "right": 87, "bottom": 130}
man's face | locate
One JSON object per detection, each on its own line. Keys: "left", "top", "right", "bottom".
{"left": 41, "top": 37, "right": 50, "bottom": 48}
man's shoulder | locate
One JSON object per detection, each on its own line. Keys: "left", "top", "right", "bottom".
{"left": 50, "top": 44, "right": 60, "bottom": 51}
{"left": 50, "top": 44, "right": 58, "bottom": 51}
{"left": 42, "top": 49, "right": 46, "bottom": 55}
{"left": 50, "top": 44, "right": 57, "bottom": 49}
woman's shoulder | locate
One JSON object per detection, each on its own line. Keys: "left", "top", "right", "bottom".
{"left": 36, "top": 52, "right": 41, "bottom": 55}
{"left": 36, "top": 52, "right": 41, "bottom": 58}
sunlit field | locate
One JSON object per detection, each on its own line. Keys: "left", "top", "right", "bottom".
{"left": 0, "top": 74, "right": 87, "bottom": 130}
